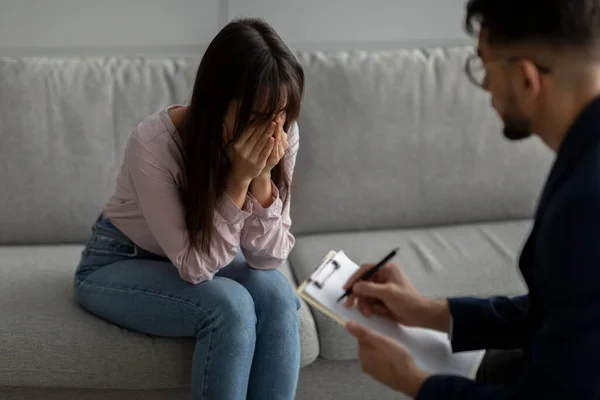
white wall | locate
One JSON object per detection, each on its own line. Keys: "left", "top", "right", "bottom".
{"left": 229, "top": 0, "right": 469, "bottom": 50}
{"left": 0, "top": 0, "right": 470, "bottom": 56}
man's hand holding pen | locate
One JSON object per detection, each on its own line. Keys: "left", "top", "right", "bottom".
{"left": 343, "top": 262, "right": 453, "bottom": 398}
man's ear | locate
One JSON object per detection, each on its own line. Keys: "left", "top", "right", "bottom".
{"left": 520, "top": 60, "right": 541, "bottom": 95}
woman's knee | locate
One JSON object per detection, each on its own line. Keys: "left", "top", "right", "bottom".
{"left": 249, "top": 269, "right": 301, "bottom": 316}
{"left": 202, "top": 279, "right": 257, "bottom": 334}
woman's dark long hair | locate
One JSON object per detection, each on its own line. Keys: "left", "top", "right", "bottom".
{"left": 177, "top": 18, "right": 305, "bottom": 256}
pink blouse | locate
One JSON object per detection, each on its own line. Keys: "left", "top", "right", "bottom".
{"left": 102, "top": 105, "right": 298, "bottom": 284}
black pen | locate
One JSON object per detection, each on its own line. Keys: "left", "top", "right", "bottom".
{"left": 336, "top": 247, "right": 400, "bottom": 303}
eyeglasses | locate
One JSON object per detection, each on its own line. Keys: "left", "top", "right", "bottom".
{"left": 464, "top": 53, "right": 552, "bottom": 89}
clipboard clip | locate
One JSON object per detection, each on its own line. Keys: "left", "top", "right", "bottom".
{"left": 308, "top": 259, "right": 341, "bottom": 289}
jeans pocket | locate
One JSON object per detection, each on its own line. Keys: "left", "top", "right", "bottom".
{"left": 86, "top": 232, "right": 138, "bottom": 257}
{"left": 75, "top": 220, "right": 140, "bottom": 283}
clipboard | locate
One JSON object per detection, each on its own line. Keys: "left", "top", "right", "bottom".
{"left": 296, "top": 250, "right": 345, "bottom": 324}
{"left": 296, "top": 249, "right": 485, "bottom": 378}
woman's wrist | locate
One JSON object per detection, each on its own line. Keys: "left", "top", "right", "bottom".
{"left": 226, "top": 175, "right": 251, "bottom": 209}
{"left": 249, "top": 172, "right": 274, "bottom": 208}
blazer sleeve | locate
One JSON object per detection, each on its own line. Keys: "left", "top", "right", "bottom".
{"left": 446, "top": 294, "right": 529, "bottom": 352}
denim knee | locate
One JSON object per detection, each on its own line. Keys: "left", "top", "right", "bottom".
{"left": 204, "top": 281, "right": 257, "bottom": 343}
{"left": 252, "top": 270, "right": 300, "bottom": 316}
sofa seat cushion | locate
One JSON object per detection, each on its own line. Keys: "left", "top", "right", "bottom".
{"left": 0, "top": 245, "right": 318, "bottom": 389}
{"left": 288, "top": 220, "right": 530, "bottom": 361}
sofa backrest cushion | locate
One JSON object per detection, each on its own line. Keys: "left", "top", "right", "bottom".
{"left": 0, "top": 57, "right": 196, "bottom": 244}
{"left": 0, "top": 47, "right": 553, "bottom": 244}
{"left": 290, "top": 47, "right": 553, "bottom": 235}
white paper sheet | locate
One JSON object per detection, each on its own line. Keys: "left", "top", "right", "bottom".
{"left": 302, "top": 250, "right": 484, "bottom": 377}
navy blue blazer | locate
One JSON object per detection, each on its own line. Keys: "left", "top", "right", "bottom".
{"left": 417, "top": 97, "right": 600, "bottom": 399}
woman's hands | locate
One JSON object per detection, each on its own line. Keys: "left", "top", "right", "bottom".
{"left": 228, "top": 121, "right": 277, "bottom": 185}
{"left": 227, "top": 117, "right": 288, "bottom": 183}
{"left": 260, "top": 119, "right": 288, "bottom": 178}
{"left": 225, "top": 116, "right": 288, "bottom": 209}
{"left": 249, "top": 119, "right": 288, "bottom": 208}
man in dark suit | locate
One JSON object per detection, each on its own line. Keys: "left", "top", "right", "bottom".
{"left": 343, "top": 0, "right": 600, "bottom": 398}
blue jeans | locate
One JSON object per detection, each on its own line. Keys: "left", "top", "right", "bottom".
{"left": 73, "top": 215, "right": 301, "bottom": 400}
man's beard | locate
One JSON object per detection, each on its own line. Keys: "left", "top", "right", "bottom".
{"left": 503, "top": 118, "right": 532, "bottom": 141}
{"left": 501, "top": 94, "right": 532, "bottom": 141}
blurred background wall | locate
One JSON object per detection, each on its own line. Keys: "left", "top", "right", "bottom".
{"left": 0, "top": 0, "right": 471, "bottom": 56}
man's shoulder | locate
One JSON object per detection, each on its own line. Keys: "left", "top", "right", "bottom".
{"left": 531, "top": 144, "right": 600, "bottom": 297}
{"left": 536, "top": 144, "right": 600, "bottom": 249}
{"left": 551, "top": 141, "right": 600, "bottom": 206}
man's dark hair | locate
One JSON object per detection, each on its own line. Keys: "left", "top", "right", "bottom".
{"left": 465, "top": 0, "right": 600, "bottom": 48}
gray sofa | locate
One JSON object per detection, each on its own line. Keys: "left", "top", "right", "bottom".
{"left": 0, "top": 46, "right": 552, "bottom": 399}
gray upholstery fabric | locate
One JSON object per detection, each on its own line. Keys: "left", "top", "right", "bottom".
{"left": 1, "top": 359, "right": 404, "bottom": 400}
{"left": 0, "top": 387, "right": 189, "bottom": 400}
{"left": 0, "top": 57, "right": 198, "bottom": 245}
{"left": 297, "top": 359, "right": 405, "bottom": 400}
{"left": 289, "top": 220, "right": 530, "bottom": 361}
{"left": 0, "top": 245, "right": 318, "bottom": 389}
{"left": 291, "top": 48, "right": 554, "bottom": 235}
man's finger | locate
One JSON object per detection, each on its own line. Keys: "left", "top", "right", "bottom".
{"left": 344, "top": 294, "right": 355, "bottom": 308}
{"left": 372, "top": 303, "right": 390, "bottom": 317}
{"left": 353, "top": 281, "right": 394, "bottom": 301}
{"left": 348, "top": 322, "right": 397, "bottom": 353}
{"left": 347, "top": 322, "right": 383, "bottom": 345}
{"left": 346, "top": 321, "right": 371, "bottom": 341}
{"left": 344, "top": 264, "right": 376, "bottom": 290}
{"left": 357, "top": 298, "right": 374, "bottom": 317}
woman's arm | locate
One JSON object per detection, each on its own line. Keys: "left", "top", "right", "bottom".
{"left": 126, "top": 134, "right": 251, "bottom": 284}
{"left": 239, "top": 122, "right": 300, "bottom": 269}
{"left": 248, "top": 173, "right": 275, "bottom": 208}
